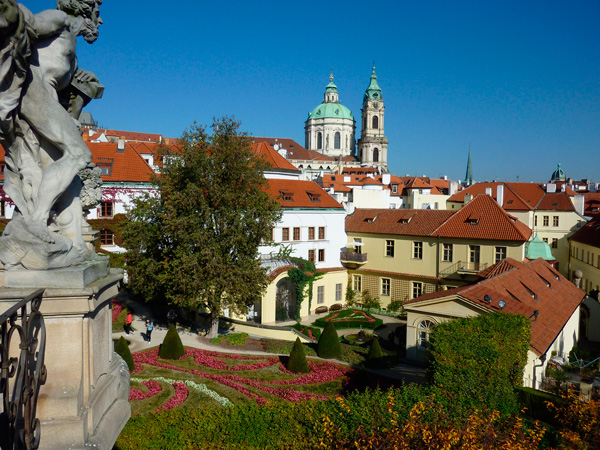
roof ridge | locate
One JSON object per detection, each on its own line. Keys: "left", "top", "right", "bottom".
{"left": 505, "top": 183, "right": 534, "bottom": 210}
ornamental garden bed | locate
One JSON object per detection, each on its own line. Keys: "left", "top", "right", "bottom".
{"left": 111, "top": 298, "right": 132, "bottom": 332}
{"left": 313, "top": 309, "right": 384, "bottom": 330}
{"left": 127, "top": 346, "right": 353, "bottom": 415}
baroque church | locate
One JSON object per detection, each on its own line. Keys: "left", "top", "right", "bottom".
{"left": 304, "top": 66, "right": 389, "bottom": 172}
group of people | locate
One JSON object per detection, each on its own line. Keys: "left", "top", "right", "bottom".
{"left": 124, "top": 312, "right": 154, "bottom": 343}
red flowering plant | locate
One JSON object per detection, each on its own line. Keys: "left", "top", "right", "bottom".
{"left": 129, "top": 346, "right": 352, "bottom": 410}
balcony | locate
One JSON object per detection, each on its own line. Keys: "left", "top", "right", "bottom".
{"left": 457, "top": 260, "right": 488, "bottom": 273}
{"left": 340, "top": 251, "right": 368, "bottom": 266}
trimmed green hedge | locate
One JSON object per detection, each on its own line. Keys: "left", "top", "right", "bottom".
{"left": 313, "top": 308, "right": 383, "bottom": 330}
{"left": 292, "top": 323, "right": 321, "bottom": 340}
{"left": 317, "top": 322, "right": 342, "bottom": 359}
{"left": 114, "top": 336, "right": 135, "bottom": 371}
{"left": 287, "top": 338, "right": 309, "bottom": 373}
{"left": 159, "top": 325, "right": 185, "bottom": 360}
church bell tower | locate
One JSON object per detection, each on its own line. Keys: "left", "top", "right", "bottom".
{"left": 357, "top": 65, "right": 388, "bottom": 171}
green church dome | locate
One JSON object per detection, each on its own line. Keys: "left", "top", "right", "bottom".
{"left": 308, "top": 102, "right": 354, "bottom": 120}
{"left": 525, "top": 234, "right": 556, "bottom": 261}
{"left": 550, "top": 163, "right": 566, "bottom": 182}
{"left": 307, "top": 73, "right": 355, "bottom": 121}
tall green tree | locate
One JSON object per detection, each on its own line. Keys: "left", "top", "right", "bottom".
{"left": 122, "top": 118, "right": 282, "bottom": 337}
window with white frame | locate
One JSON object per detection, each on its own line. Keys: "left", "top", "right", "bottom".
{"left": 381, "top": 278, "right": 391, "bottom": 296}
{"left": 385, "top": 240, "right": 394, "bottom": 257}
{"left": 353, "top": 275, "right": 362, "bottom": 292}
{"left": 412, "top": 281, "right": 423, "bottom": 299}
{"left": 442, "top": 244, "right": 453, "bottom": 262}
{"left": 317, "top": 286, "right": 324, "bottom": 304}
{"left": 335, "top": 283, "right": 342, "bottom": 301}
{"left": 413, "top": 241, "right": 423, "bottom": 259}
{"left": 417, "top": 319, "right": 436, "bottom": 349}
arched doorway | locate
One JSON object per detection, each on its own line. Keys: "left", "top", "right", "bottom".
{"left": 275, "top": 277, "right": 297, "bottom": 322}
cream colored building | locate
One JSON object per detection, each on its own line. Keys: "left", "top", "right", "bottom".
{"left": 344, "top": 195, "right": 532, "bottom": 309}
{"left": 403, "top": 258, "right": 584, "bottom": 389}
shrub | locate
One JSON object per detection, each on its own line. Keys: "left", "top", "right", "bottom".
{"left": 317, "top": 322, "right": 342, "bottom": 359}
{"left": 158, "top": 325, "right": 185, "bottom": 360}
{"left": 361, "top": 290, "right": 381, "bottom": 310}
{"left": 292, "top": 323, "right": 321, "bottom": 340}
{"left": 387, "top": 300, "right": 403, "bottom": 312}
{"left": 226, "top": 332, "right": 249, "bottom": 346}
{"left": 367, "top": 338, "right": 384, "bottom": 361}
{"left": 313, "top": 309, "right": 383, "bottom": 330}
{"left": 429, "top": 312, "right": 530, "bottom": 415}
{"left": 114, "top": 336, "right": 135, "bottom": 371}
{"left": 287, "top": 338, "right": 309, "bottom": 373}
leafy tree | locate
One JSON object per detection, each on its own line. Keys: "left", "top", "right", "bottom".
{"left": 317, "top": 321, "right": 342, "bottom": 359}
{"left": 158, "top": 325, "right": 185, "bottom": 360}
{"left": 428, "top": 312, "right": 530, "bottom": 415}
{"left": 122, "top": 118, "right": 282, "bottom": 337}
{"left": 287, "top": 337, "right": 309, "bottom": 373}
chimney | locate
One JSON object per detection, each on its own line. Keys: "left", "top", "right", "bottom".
{"left": 561, "top": 184, "right": 566, "bottom": 192}
{"left": 465, "top": 194, "right": 473, "bottom": 204}
{"left": 382, "top": 174, "right": 391, "bottom": 185}
{"left": 485, "top": 187, "right": 492, "bottom": 196}
{"left": 546, "top": 183, "right": 556, "bottom": 193}
{"left": 496, "top": 184, "right": 504, "bottom": 207}
{"left": 574, "top": 195, "right": 585, "bottom": 216}
{"left": 117, "top": 139, "right": 125, "bottom": 152}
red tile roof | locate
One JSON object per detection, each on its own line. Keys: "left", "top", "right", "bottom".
{"left": 346, "top": 208, "right": 454, "bottom": 237}
{"left": 87, "top": 142, "right": 154, "bottom": 182}
{"left": 535, "top": 192, "right": 575, "bottom": 211}
{"left": 478, "top": 257, "right": 525, "bottom": 279}
{"left": 584, "top": 193, "right": 600, "bottom": 217}
{"left": 433, "top": 195, "right": 532, "bottom": 242}
{"left": 406, "top": 258, "right": 585, "bottom": 356}
{"left": 265, "top": 179, "right": 343, "bottom": 209}
{"left": 251, "top": 142, "right": 299, "bottom": 172}
{"left": 569, "top": 213, "right": 600, "bottom": 248}
{"left": 251, "top": 137, "right": 342, "bottom": 162}
{"left": 96, "top": 129, "right": 162, "bottom": 143}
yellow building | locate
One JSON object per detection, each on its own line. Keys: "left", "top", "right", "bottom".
{"left": 569, "top": 213, "right": 600, "bottom": 298}
{"left": 344, "top": 195, "right": 532, "bottom": 308}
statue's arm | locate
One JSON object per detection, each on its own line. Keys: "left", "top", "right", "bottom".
{"left": 17, "top": 4, "right": 69, "bottom": 37}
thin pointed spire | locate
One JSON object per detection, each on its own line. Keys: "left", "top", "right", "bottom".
{"left": 465, "top": 145, "right": 473, "bottom": 186}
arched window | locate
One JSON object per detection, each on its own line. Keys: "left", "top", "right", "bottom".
{"left": 334, "top": 132, "right": 341, "bottom": 149}
{"left": 373, "top": 148, "right": 379, "bottom": 162}
{"left": 317, "top": 132, "right": 322, "bottom": 149}
{"left": 363, "top": 117, "right": 367, "bottom": 132}
{"left": 372, "top": 115, "right": 379, "bottom": 129}
{"left": 417, "top": 319, "right": 436, "bottom": 349}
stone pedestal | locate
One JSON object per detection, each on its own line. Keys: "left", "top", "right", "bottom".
{"left": 0, "top": 268, "right": 131, "bottom": 450}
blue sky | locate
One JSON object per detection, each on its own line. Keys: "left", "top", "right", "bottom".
{"left": 31, "top": 0, "right": 600, "bottom": 183}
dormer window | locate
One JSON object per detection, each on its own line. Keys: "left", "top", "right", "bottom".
{"left": 280, "top": 190, "right": 294, "bottom": 202}
{"left": 392, "top": 185, "right": 398, "bottom": 194}
{"left": 364, "top": 216, "right": 376, "bottom": 223}
{"left": 307, "top": 191, "right": 321, "bottom": 202}
{"left": 398, "top": 218, "right": 411, "bottom": 224}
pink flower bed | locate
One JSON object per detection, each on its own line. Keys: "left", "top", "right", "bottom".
{"left": 155, "top": 382, "right": 188, "bottom": 412}
{"left": 129, "top": 380, "right": 161, "bottom": 401}
{"left": 130, "top": 347, "right": 351, "bottom": 406}
{"left": 112, "top": 299, "right": 123, "bottom": 323}
{"left": 326, "top": 310, "right": 376, "bottom": 323}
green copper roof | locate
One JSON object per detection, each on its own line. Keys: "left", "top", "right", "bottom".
{"left": 307, "top": 72, "right": 354, "bottom": 121}
{"left": 525, "top": 234, "right": 556, "bottom": 261}
{"left": 551, "top": 163, "right": 566, "bottom": 182}
{"left": 325, "top": 73, "right": 338, "bottom": 93}
{"left": 364, "top": 66, "right": 382, "bottom": 100}
{"left": 308, "top": 102, "right": 354, "bottom": 120}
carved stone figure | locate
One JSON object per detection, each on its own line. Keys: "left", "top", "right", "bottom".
{"left": 0, "top": 0, "right": 105, "bottom": 270}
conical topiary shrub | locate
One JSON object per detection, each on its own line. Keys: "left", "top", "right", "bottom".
{"left": 317, "top": 321, "right": 342, "bottom": 359}
{"left": 287, "top": 337, "right": 309, "bottom": 373}
{"left": 367, "top": 338, "right": 384, "bottom": 361}
{"left": 114, "top": 336, "right": 135, "bottom": 371}
{"left": 158, "top": 324, "right": 185, "bottom": 360}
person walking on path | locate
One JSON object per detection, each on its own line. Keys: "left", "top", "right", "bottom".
{"left": 145, "top": 319, "right": 154, "bottom": 343}
{"left": 125, "top": 312, "right": 135, "bottom": 335}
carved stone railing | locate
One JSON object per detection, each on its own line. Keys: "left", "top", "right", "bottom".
{"left": 0, "top": 289, "right": 46, "bottom": 450}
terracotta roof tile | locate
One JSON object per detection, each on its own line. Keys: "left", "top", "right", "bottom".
{"left": 433, "top": 195, "right": 532, "bottom": 242}
{"left": 583, "top": 193, "right": 600, "bottom": 216}
{"left": 265, "top": 179, "right": 343, "bottom": 209}
{"left": 251, "top": 142, "right": 299, "bottom": 172}
{"left": 98, "top": 129, "right": 162, "bottom": 143}
{"left": 569, "top": 213, "right": 600, "bottom": 248}
{"left": 478, "top": 257, "right": 525, "bottom": 279}
{"left": 346, "top": 208, "right": 454, "bottom": 236}
{"left": 88, "top": 142, "right": 154, "bottom": 182}
{"left": 406, "top": 258, "right": 585, "bottom": 356}
{"left": 535, "top": 192, "right": 576, "bottom": 211}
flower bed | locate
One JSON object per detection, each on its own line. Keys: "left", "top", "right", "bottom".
{"left": 129, "top": 347, "right": 352, "bottom": 410}
{"left": 112, "top": 299, "right": 123, "bottom": 323}
{"left": 313, "top": 309, "right": 383, "bottom": 330}
{"left": 292, "top": 323, "right": 321, "bottom": 340}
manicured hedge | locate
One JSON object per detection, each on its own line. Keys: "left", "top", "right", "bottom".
{"left": 159, "top": 325, "right": 185, "bottom": 360}
{"left": 313, "top": 309, "right": 383, "bottom": 330}
{"left": 287, "top": 338, "right": 309, "bottom": 373}
{"left": 317, "top": 322, "right": 342, "bottom": 359}
{"left": 292, "top": 323, "right": 321, "bottom": 340}
{"left": 114, "top": 336, "right": 135, "bottom": 371}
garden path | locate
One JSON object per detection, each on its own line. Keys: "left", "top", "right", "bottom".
{"left": 113, "top": 298, "right": 426, "bottom": 384}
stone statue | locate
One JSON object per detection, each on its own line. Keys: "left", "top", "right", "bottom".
{"left": 0, "top": 0, "right": 105, "bottom": 270}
